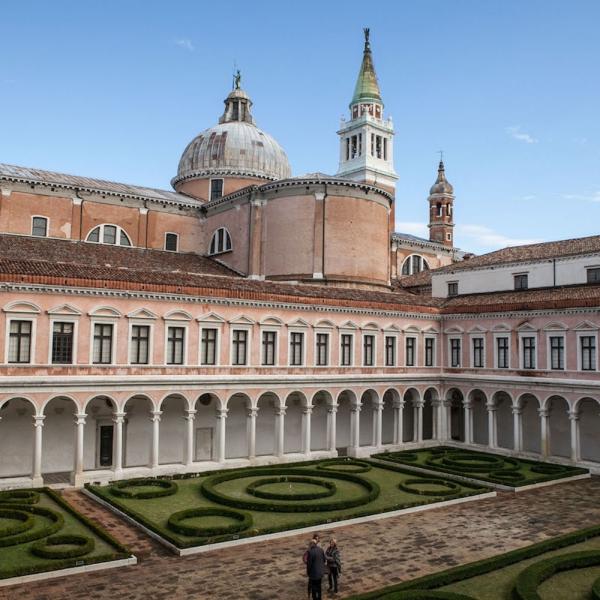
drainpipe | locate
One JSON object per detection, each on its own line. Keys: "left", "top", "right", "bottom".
{"left": 553, "top": 259, "right": 556, "bottom": 287}
{"left": 75, "top": 189, "right": 84, "bottom": 240}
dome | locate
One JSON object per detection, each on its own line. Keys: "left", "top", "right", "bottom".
{"left": 429, "top": 160, "right": 454, "bottom": 195}
{"left": 172, "top": 86, "right": 291, "bottom": 187}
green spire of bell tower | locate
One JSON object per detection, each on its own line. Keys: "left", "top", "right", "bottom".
{"left": 351, "top": 28, "right": 383, "bottom": 107}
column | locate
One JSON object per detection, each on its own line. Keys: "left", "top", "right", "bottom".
{"left": 486, "top": 402, "right": 498, "bottom": 449}
{"left": 150, "top": 410, "right": 162, "bottom": 469}
{"left": 538, "top": 407, "right": 550, "bottom": 457}
{"left": 442, "top": 400, "right": 452, "bottom": 442}
{"left": 431, "top": 400, "right": 440, "bottom": 440}
{"left": 463, "top": 400, "right": 473, "bottom": 444}
{"left": 374, "top": 402, "right": 384, "bottom": 447}
{"left": 415, "top": 400, "right": 424, "bottom": 442}
{"left": 512, "top": 406, "right": 523, "bottom": 452}
{"left": 327, "top": 405, "right": 337, "bottom": 453}
{"left": 113, "top": 412, "right": 125, "bottom": 476}
{"left": 350, "top": 404, "right": 361, "bottom": 450}
{"left": 71, "top": 413, "right": 86, "bottom": 486}
{"left": 302, "top": 406, "right": 313, "bottom": 456}
{"left": 275, "top": 406, "right": 286, "bottom": 457}
{"left": 568, "top": 410, "right": 581, "bottom": 462}
{"left": 392, "top": 399, "right": 404, "bottom": 445}
{"left": 216, "top": 408, "right": 228, "bottom": 463}
{"left": 247, "top": 407, "right": 258, "bottom": 459}
{"left": 184, "top": 409, "right": 196, "bottom": 466}
{"left": 32, "top": 415, "right": 45, "bottom": 486}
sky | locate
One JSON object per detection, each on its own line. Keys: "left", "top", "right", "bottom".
{"left": 1, "top": 0, "right": 599, "bottom": 255}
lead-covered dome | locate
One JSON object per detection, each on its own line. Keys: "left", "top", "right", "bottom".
{"left": 429, "top": 160, "right": 454, "bottom": 195}
{"left": 172, "top": 86, "right": 291, "bottom": 187}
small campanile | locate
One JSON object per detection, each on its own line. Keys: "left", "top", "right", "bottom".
{"left": 428, "top": 158, "right": 455, "bottom": 247}
{"left": 336, "top": 28, "right": 398, "bottom": 194}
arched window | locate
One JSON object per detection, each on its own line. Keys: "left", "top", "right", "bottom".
{"left": 209, "top": 227, "right": 232, "bottom": 255}
{"left": 401, "top": 254, "right": 429, "bottom": 276}
{"left": 86, "top": 224, "right": 132, "bottom": 247}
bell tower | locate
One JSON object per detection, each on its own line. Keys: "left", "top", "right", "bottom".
{"left": 336, "top": 29, "right": 398, "bottom": 194}
{"left": 428, "top": 159, "right": 455, "bottom": 247}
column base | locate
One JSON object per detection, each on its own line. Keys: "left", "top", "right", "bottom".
{"left": 32, "top": 476, "right": 44, "bottom": 487}
{"left": 112, "top": 468, "right": 124, "bottom": 481}
{"left": 70, "top": 472, "right": 86, "bottom": 487}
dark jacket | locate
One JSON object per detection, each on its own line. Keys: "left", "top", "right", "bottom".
{"left": 325, "top": 545, "right": 341, "bottom": 572}
{"left": 306, "top": 544, "right": 326, "bottom": 580}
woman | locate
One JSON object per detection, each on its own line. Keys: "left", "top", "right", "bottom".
{"left": 325, "top": 538, "right": 342, "bottom": 594}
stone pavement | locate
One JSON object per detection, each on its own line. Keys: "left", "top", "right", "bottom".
{"left": 2, "top": 478, "right": 600, "bottom": 600}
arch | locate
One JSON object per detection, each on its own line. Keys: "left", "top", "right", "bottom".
{"left": 194, "top": 391, "right": 225, "bottom": 412}
{"left": 225, "top": 393, "right": 252, "bottom": 459}
{"left": 122, "top": 395, "right": 155, "bottom": 468}
{"left": 88, "top": 306, "right": 122, "bottom": 318}
{"left": 164, "top": 309, "right": 193, "bottom": 321}
{"left": 193, "top": 392, "right": 222, "bottom": 462}
{"left": 159, "top": 394, "right": 188, "bottom": 465}
{"left": 82, "top": 396, "right": 117, "bottom": 471}
{"left": 82, "top": 394, "right": 118, "bottom": 414}
{"left": 446, "top": 387, "right": 465, "bottom": 442}
{"left": 492, "top": 391, "right": 514, "bottom": 449}
{"left": 209, "top": 227, "right": 232, "bottom": 255}
{"left": 382, "top": 388, "right": 401, "bottom": 445}
{"left": 3, "top": 300, "right": 41, "bottom": 314}
{"left": 577, "top": 397, "right": 600, "bottom": 462}
{"left": 0, "top": 395, "right": 36, "bottom": 412}
{"left": 0, "top": 397, "right": 36, "bottom": 479}
{"left": 86, "top": 223, "right": 132, "bottom": 246}
{"left": 546, "top": 395, "right": 570, "bottom": 459}
{"left": 335, "top": 389, "right": 357, "bottom": 452}
{"left": 403, "top": 388, "right": 420, "bottom": 442}
{"left": 284, "top": 391, "right": 307, "bottom": 454}
{"left": 468, "top": 389, "right": 488, "bottom": 445}
{"left": 255, "top": 392, "right": 279, "bottom": 457}
{"left": 518, "top": 393, "right": 541, "bottom": 454}
{"left": 310, "top": 390, "right": 333, "bottom": 451}
{"left": 359, "top": 389, "right": 379, "bottom": 447}
{"left": 41, "top": 394, "right": 81, "bottom": 415}
{"left": 401, "top": 254, "right": 430, "bottom": 276}
{"left": 422, "top": 387, "right": 439, "bottom": 440}
{"left": 41, "top": 396, "right": 79, "bottom": 480}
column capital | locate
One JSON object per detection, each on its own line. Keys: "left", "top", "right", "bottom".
{"left": 413, "top": 400, "right": 425, "bottom": 409}
{"left": 33, "top": 415, "right": 46, "bottom": 426}
{"left": 568, "top": 410, "right": 580, "bottom": 421}
{"left": 350, "top": 403, "right": 362, "bottom": 413}
{"left": 74, "top": 413, "right": 87, "bottom": 425}
{"left": 538, "top": 407, "right": 550, "bottom": 418}
{"left": 302, "top": 406, "right": 313, "bottom": 415}
{"left": 113, "top": 412, "right": 126, "bottom": 423}
{"left": 511, "top": 406, "right": 523, "bottom": 415}
{"left": 216, "top": 408, "right": 229, "bottom": 419}
{"left": 462, "top": 400, "right": 473, "bottom": 410}
{"left": 485, "top": 402, "right": 498, "bottom": 412}
{"left": 247, "top": 407, "right": 259, "bottom": 418}
{"left": 275, "top": 406, "right": 287, "bottom": 417}
{"left": 327, "top": 405, "right": 338, "bottom": 414}
{"left": 150, "top": 410, "right": 163, "bottom": 422}
{"left": 184, "top": 409, "right": 197, "bottom": 420}
{"left": 373, "top": 402, "right": 385, "bottom": 412}
{"left": 392, "top": 399, "right": 405, "bottom": 410}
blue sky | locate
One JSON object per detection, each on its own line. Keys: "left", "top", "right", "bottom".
{"left": 1, "top": 0, "right": 599, "bottom": 254}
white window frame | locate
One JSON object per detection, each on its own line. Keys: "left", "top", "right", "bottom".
{"left": 493, "top": 333, "right": 511, "bottom": 369}
{"left": 90, "top": 319, "right": 118, "bottom": 366}
{"left": 423, "top": 334, "right": 437, "bottom": 367}
{"left": 127, "top": 320, "right": 154, "bottom": 366}
{"left": 314, "top": 330, "right": 331, "bottom": 367}
{"left": 260, "top": 327, "right": 279, "bottom": 367}
{"left": 31, "top": 215, "right": 49, "bottom": 237}
{"left": 164, "top": 232, "right": 179, "bottom": 252}
{"left": 85, "top": 223, "right": 132, "bottom": 247}
{"left": 576, "top": 330, "right": 598, "bottom": 372}
{"left": 288, "top": 328, "right": 307, "bottom": 367}
{"left": 209, "top": 178, "right": 224, "bottom": 201}
{"left": 518, "top": 332, "right": 538, "bottom": 370}
{"left": 447, "top": 281, "right": 458, "bottom": 297}
{"left": 405, "top": 335, "right": 418, "bottom": 367}
{"left": 209, "top": 227, "right": 232, "bottom": 256}
{"left": 5, "top": 316, "right": 37, "bottom": 365}
{"left": 164, "top": 321, "right": 189, "bottom": 366}
{"left": 48, "top": 317, "right": 79, "bottom": 365}
{"left": 546, "top": 332, "right": 566, "bottom": 371}
{"left": 384, "top": 333, "right": 398, "bottom": 367}
{"left": 230, "top": 326, "right": 252, "bottom": 367}
{"left": 448, "top": 335, "right": 462, "bottom": 368}
{"left": 470, "top": 335, "right": 486, "bottom": 368}
{"left": 199, "top": 324, "right": 222, "bottom": 367}
{"left": 361, "top": 332, "right": 377, "bottom": 367}
{"left": 339, "top": 331, "right": 355, "bottom": 367}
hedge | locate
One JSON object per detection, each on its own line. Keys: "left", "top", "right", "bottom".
{"left": 247, "top": 476, "right": 337, "bottom": 501}
{"left": 0, "top": 505, "right": 64, "bottom": 547}
{"left": 317, "top": 459, "right": 372, "bottom": 474}
{"left": 0, "top": 507, "right": 35, "bottom": 538}
{"left": 398, "top": 479, "right": 461, "bottom": 497}
{"left": 348, "top": 524, "right": 600, "bottom": 599}
{"left": 0, "top": 490, "right": 41, "bottom": 504}
{"left": 375, "top": 592, "right": 476, "bottom": 600}
{"left": 110, "top": 478, "right": 178, "bottom": 499}
{"left": 592, "top": 575, "right": 600, "bottom": 600}
{"left": 31, "top": 534, "right": 95, "bottom": 560}
{"left": 167, "top": 507, "right": 252, "bottom": 537}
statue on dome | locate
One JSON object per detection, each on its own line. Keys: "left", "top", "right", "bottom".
{"left": 234, "top": 69, "right": 242, "bottom": 90}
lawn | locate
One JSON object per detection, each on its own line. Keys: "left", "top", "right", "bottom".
{"left": 88, "top": 458, "right": 491, "bottom": 549}
{"left": 371, "top": 446, "right": 589, "bottom": 488}
{"left": 0, "top": 488, "right": 131, "bottom": 580}
{"left": 349, "top": 524, "right": 600, "bottom": 600}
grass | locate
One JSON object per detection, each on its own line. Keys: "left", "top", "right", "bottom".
{"left": 88, "top": 459, "right": 490, "bottom": 549}
{"left": 0, "top": 489, "right": 130, "bottom": 580}
{"left": 372, "top": 446, "right": 589, "bottom": 487}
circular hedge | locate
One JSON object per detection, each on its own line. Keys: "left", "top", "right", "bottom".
{"left": 439, "top": 453, "right": 505, "bottom": 472}
{"left": 0, "top": 505, "right": 64, "bottom": 547}
{"left": 0, "top": 508, "right": 35, "bottom": 538}
{"left": 30, "top": 534, "right": 95, "bottom": 559}
{"left": 379, "top": 592, "right": 476, "bottom": 600}
{"left": 592, "top": 574, "right": 600, "bottom": 600}
{"left": 488, "top": 471, "right": 527, "bottom": 483}
{"left": 0, "top": 490, "right": 40, "bottom": 505}
{"left": 317, "top": 459, "right": 372, "bottom": 474}
{"left": 110, "top": 478, "right": 178, "bottom": 499}
{"left": 247, "top": 476, "right": 336, "bottom": 501}
{"left": 398, "top": 478, "right": 461, "bottom": 497}
{"left": 530, "top": 463, "right": 566, "bottom": 475}
{"left": 167, "top": 507, "right": 252, "bottom": 538}
{"left": 201, "top": 467, "right": 379, "bottom": 513}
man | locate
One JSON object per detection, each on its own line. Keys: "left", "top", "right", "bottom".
{"left": 306, "top": 537, "right": 327, "bottom": 600}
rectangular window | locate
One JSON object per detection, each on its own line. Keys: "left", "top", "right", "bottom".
{"left": 496, "top": 336, "right": 509, "bottom": 368}
{"left": 514, "top": 274, "right": 528, "bottom": 290}
{"left": 232, "top": 329, "right": 248, "bottom": 366}
{"left": 448, "top": 282, "right": 458, "bottom": 297}
{"left": 261, "top": 330, "right": 276, "bottom": 366}
{"left": 201, "top": 328, "right": 218, "bottom": 366}
{"left": 450, "top": 338, "right": 461, "bottom": 368}
{"left": 522, "top": 336, "right": 536, "bottom": 370}
{"left": 31, "top": 216, "right": 48, "bottom": 237}
{"left": 549, "top": 336, "right": 565, "bottom": 370}
{"left": 340, "top": 334, "right": 353, "bottom": 366}
{"left": 316, "top": 333, "right": 329, "bottom": 366}
{"left": 384, "top": 335, "right": 396, "bottom": 366}
{"left": 405, "top": 337, "right": 416, "bottom": 367}
{"left": 51, "top": 321, "right": 74, "bottom": 364}
{"left": 8, "top": 320, "right": 32, "bottom": 363}
{"left": 425, "top": 337, "right": 435, "bottom": 367}
{"left": 165, "top": 233, "right": 178, "bottom": 252}
{"left": 363, "top": 335, "right": 375, "bottom": 366}
{"left": 581, "top": 336, "right": 597, "bottom": 371}
{"left": 166, "top": 326, "right": 185, "bottom": 365}
{"left": 472, "top": 337, "right": 484, "bottom": 368}
{"left": 93, "top": 323, "right": 113, "bottom": 364}
{"left": 103, "top": 225, "right": 117, "bottom": 245}
{"left": 210, "top": 179, "right": 224, "bottom": 201}
{"left": 383, "top": 137, "right": 388, "bottom": 161}
{"left": 587, "top": 268, "right": 600, "bottom": 283}
{"left": 370, "top": 133, "right": 375, "bottom": 157}
{"left": 345, "top": 138, "right": 350, "bottom": 161}
{"left": 130, "top": 324, "right": 149, "bottom": 365}
{"left": 290, "top": 332, "right": 304, "bottom": 366}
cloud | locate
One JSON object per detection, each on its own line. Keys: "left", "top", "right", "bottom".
{"left": 562, "top": 191, "right": 600, "bottom": 203}
{"left": 457, "top": 224, "right": 542, "bottom": 250}
{"left": 506, "top": 125, "right": 538, "bottom": 144}
{"left": 521, "top": 195, "right": 536, "bottom": 201}
{"left": 395, "top": 222, "right": 429, "bottom": 238}
{"left": 174, "top": 38, "right": 194, "bottom": 52}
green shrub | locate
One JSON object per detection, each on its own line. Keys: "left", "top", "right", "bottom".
{"left": 0, "top": 507, "right": 35, "bottom": 538}
{"left": 487, "top": 471, "right": 526, "bottom": 483}
{"left": 439, "top": 453, "right": 505, "bottom": 472}
{"left": 317, "top": 459, "right": 372, "bottom": 473}
{"left": 0, "top": 505, "right": 64, "bottom": 547}
{"left": 377, "top": 591, "right": 476, "bottom": 600}
{"left": 398, "top": 478, "right": 461, "bottom": 497}
{"left": 530, "top": 463, "right": 566, "bottom": 475}
{"left": 0, "top": 490, "right": 41, "bottom": 504}
{"left": 246, "top": 476, "right": 337, "bottom": 501}
{"left": 167, "top": 507, "right": 252, "bottom": 538}
{"left": 592, "top": 574, "right": 600, "bottom": 600}
{"left": 30, "top": 534, "right": 95, "bottom": 559}
{"left": 110, "top": 478, "right": 178, "bottom": 499}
